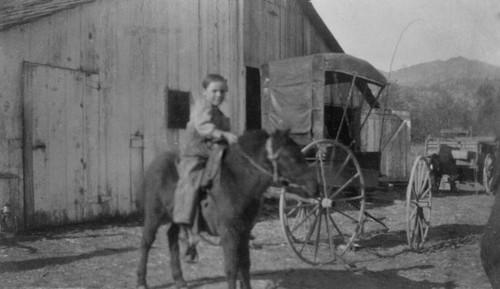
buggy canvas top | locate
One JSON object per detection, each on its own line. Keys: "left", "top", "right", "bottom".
{"left": 261, "top": 53, "right": 388, "bottom": 144}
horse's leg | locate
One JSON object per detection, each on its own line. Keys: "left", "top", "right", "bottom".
{"left": 167, "top": 223, "right": 187, "bottom": 289}
{"left": 137, "top": 213, "right": 162, "bottom": 289}
{"left": 220, "top": 230, "right": 239, "bottom": 289}
{"left": 237, "top": 235, "right": 252, "bottom": 289}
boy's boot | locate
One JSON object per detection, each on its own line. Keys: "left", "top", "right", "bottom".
{"left": 180, "top": 225, "right": 199, "bottom": 263}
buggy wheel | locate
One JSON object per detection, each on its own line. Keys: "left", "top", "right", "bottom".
{"left": 483, "top": 153, "right": 495, "bottom": 194}
{"left": 406, "top": 155, "right": 432, "bottom": 249}
{"left": 279, "top": 139, "right": 366, "bottom": 265}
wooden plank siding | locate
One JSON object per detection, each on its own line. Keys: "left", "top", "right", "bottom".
{"left": 0, "top": 0, "right": 244, "bottom": 227}
{"left": 0, "top": 0, "right": 340, "bottom": 227}
{"left": 243, "top": 0, "right": 335, "bottom": 68}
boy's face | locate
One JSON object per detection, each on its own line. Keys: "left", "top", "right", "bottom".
{"left": 203, "top": 81, "right": 228, "bottom": 106}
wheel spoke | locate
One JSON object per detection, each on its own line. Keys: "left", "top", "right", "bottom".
{"left": 418, "top": 213, "right": 425, "bottom": 240}
{"left": 327, "top": 210, "right": 346, "bottom": 241}
{"left": 333, "top": 195, "right": 364, "bottom": 203}
{"left": 285, "top": 202, "right": 316, "bottom": 216}
{"left": 409, "top": 207, "right": 418, "bottom": 221}
{"left": 288, "top": 204, "right": 320, "bottom": 234}
{"left": 420, "top": 186, "right": 432, "bottom": 199}
{"left": 324, "top": 208, "right": 336, "bottom": 260}
{"left": 412, "top": 213, "right": 419, "bottom": 235}
{"left": 330, "top": 206, "right": 359, "bottom": 223}
{"left": 299, "top": 208, "right": 320, "bottom": 244}
{"left": 329, "top": 172, "right": 360, "bottom": 199}
{"left": 317, "top": 146, "right": 329, "bottom": 198}
{"left": 330, "top": 154, "right": 352, "bottom": 186}
{"left": 313, "top": 209, "right": 323, "bottom": 261}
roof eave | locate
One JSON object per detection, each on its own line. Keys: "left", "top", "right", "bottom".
{"left": 0, "top": 0, "right": 96, "bottom": 32}
{"left": 296, "top": 0, "right": 344, "bottom": 53}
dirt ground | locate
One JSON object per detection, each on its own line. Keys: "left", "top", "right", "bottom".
{"left": 0, "top": 185, "right": 494, "bottom": 289}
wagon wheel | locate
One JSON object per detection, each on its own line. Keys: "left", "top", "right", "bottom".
{"left": 406, "top": 155, "right": 432, "bottom": 250}
{"left": 279, "top": 139, "right": 366, "bottom": 265}
{"left": 483, "top": 153, "right": 495, "bottom": 194}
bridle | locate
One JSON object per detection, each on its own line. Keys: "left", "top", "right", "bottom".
{"left": 239, "top": 137, "right": 304, "bottom": 191}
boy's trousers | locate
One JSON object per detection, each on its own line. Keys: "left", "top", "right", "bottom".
{"left": 173, "top": 156, "right": 206, "bottom": 225}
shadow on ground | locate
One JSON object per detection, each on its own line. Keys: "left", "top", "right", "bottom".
{"left": 356, "top": 223, "right": 484, "bottom": 253}
{"left": 0, "top": 246, "right": 136, "bottom": 273}
{"left": 0, "top": 214, "right": 143, "bottom": 247}
{"left": 154, "top": 266, "right": 455, "bottom": 289}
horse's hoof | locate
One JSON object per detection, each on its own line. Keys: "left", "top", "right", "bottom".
{"left": 136, "top": 285, "right": 148, "bottom": 289}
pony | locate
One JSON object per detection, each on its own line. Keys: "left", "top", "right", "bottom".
{"left": 136, "top": 129, "right": 318, "bottom": 289}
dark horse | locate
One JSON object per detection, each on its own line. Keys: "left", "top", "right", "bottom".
{"left": 136, "top": 129, "right": 318, "bottom": 289}
{"left": 428, "top": 145, "right": 458, "bottom": 193}
{"left": 481, "top": 146, "right": 500, "bottom": 288}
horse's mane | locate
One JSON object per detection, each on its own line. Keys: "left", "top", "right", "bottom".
{"left": 236, "top": 130, "right": 269, "bottom": 156}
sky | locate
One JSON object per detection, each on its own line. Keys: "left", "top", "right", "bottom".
{"left": 311, "top": 0, "right": 500, "bottom": 72}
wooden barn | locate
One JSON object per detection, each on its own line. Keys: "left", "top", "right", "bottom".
{"left": 0, "top": 0, "right": 343, "bottom": 228}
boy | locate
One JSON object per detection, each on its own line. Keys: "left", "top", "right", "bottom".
{"left": 173, "top": 74, "right": 237, "bottom": 259}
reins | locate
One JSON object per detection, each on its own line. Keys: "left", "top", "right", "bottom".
{"left": 239, "top": 138, "right": 283, "bottom": 184}
{"left": 238, "top": 137, "right": 307, "bottom": 193}
{"left": 240, "top": 137, "right": 314, "bottom": 196}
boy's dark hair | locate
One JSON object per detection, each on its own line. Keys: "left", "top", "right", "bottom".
{"left": 202, "top": 74, "right": 227, "bottom": 89}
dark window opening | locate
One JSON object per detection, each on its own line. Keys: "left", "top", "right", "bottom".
{"left": 324, "top": 106, "right": 357, "bottom": 149}
{"left": 246, "top": 67, "right": 261, "bottom": 131}
{"left": 166, "top": 89, "right": 190, "bottom": 129}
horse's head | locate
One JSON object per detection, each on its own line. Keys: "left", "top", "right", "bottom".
{"left": 428, "top": 154, "right": 441, "bottom": 175}
{"left": 266, "top": 129, "right": 319, "bottom": 198}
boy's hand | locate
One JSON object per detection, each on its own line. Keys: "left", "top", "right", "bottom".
{"left": 224, "top": 132, "right": 238, "bottom": 144}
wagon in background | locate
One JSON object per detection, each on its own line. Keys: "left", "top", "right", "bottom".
{"left": 406, "top": 128, "right": 498, "bottom": 249}
{"left": 424, "top": 128, "right": 498, "bottom": 194}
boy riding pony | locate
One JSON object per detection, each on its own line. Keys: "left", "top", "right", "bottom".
{"left": 173, "top": 74, "right": 238, "bottom": 261}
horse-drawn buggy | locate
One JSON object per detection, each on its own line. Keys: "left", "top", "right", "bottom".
{"left": 260, "top": 53, "right": 394, "bottom": 265}
{"left": 406, "top": 128, "right": 498, "bottom": 249}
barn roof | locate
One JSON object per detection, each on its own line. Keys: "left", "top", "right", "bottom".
{"left": 0, "top": 0, "right": 343, "bottom": 53}
{"left": 0, "top": 0, "right": 96, "bottom": 31}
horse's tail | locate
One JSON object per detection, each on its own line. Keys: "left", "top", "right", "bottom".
{"left": 135, "top": 151, "right": 180, "bottom": 216}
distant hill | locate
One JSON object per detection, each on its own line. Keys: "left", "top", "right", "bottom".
{"left": 387, "top": 57, "right": 500, "bottom": 87}
{"left": 381, "top": 57, "right": 500, "bottom": 142}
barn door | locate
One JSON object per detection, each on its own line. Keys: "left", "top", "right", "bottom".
{"left": 22, "top": 62, "right": 99, "bottom": 227}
